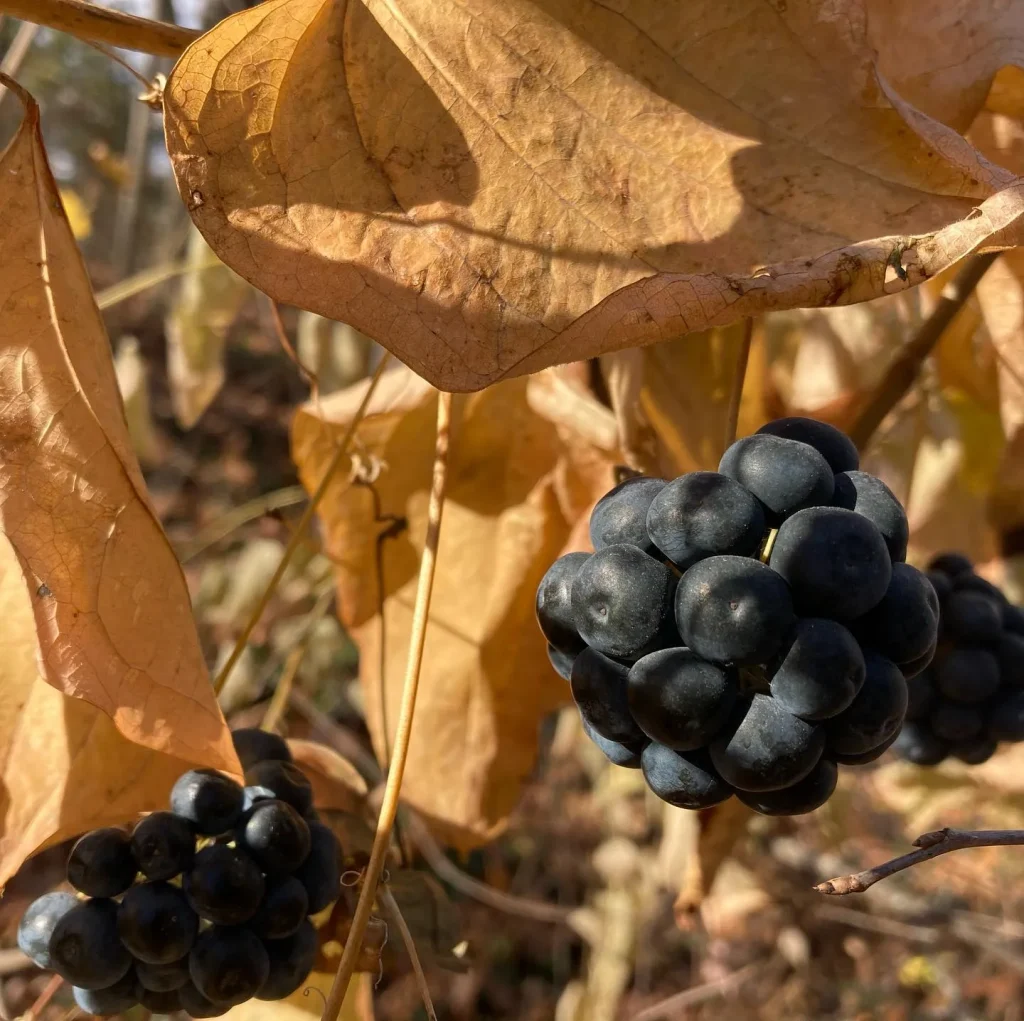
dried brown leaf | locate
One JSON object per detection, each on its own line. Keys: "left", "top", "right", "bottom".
{"left": 164, "top": 0, "right": 1024, "bottom": 392}
{"left": 0, "top": 80, "right": 238, "bottom": 884}
{"left": 287, "top": 737, "right": 368, "bottom": 816}
{"left": 291, "top": 364, "right": 615, "bottom": 846}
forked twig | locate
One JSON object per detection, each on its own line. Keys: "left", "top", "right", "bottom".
{"left": 320, "top": 391, "right": 454, "bottom": 1021}
{"left": 378, "top": 887, "right": 438, "bottom": 1021}
{"left": 816, "top": 827, "right": 1024, "bottom": 896}
{"left": 847, "top": 252, "right": 1000, "bottom": 450}
{"left": 213, "top": 355, "right": 392, "bottom": 695}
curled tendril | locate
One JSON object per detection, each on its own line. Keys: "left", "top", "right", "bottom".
{"left": 303, "top": 987, "right": 328, "bottom": 1010}
{"left": 340, "top": 868, "right": 365, "bottom": 887}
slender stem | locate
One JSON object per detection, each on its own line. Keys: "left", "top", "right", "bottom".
{"left": 847, "top": 253, "right": 1000, "bottom": 450}
{"left": 724, "top": 318, "right": 753, "bottom": 450}
{"left": 212, "top": 355, "right": 392, "bottom": 695}
{"left": 0, "top": 20, "right": 39, "bottom": 110}
{"left": 286, "top": 687, "right": 572, "bottom": 925}
{"left": 260, "top": 643, "right": 306, "bottom": 734}
{"left": 378, "top": 887, "right": 438, "bottom": 1021}
{"left": 320, "top": 391, "right": 454, "bottom": 1021}
{"left": 815, "top": 827, "right": 1024, "bottom": 895}
{"left": 177, "top": 485, "right": 308, "bottom": 563}
{"left": 23, "top": 975, "right": 63, "bottom": 1021}
{"left": 96, "top": 256, "right": 222, "bottom": 310}
{"left": 631, "top": 961, "right": 763, "bottom": 1021}
{"left": 399, "top": 808, "right": 573, "bottom": 925}
{"left": 85, "top": 39, "right": 155, "bottom": 92}
{"left": 0, "top": 0, "right": 198, "bottom": 57}
{"left": 268, "top": 298, "right": 320, "bottom": 400}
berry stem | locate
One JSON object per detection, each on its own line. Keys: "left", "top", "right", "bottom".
{"left": 213, "top": 354, "right": 392, "bottom": 696}
{"left": 759, "top": 527, "right": 778, "bottom": 564}
{"left": 815, "top": 827, "right": 1024, "bottom": 895}
{"left": 320, "top": 390, "right": 453, "bottom": 1021}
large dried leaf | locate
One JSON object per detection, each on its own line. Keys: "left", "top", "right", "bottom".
{"left": 0, "top": 80, "right": 238, "bottom": 884}
{"left": 291, "top": 365, "right": 616, "bottom": 846}
{"left": 164, "top": 0, "right": 1024, "bottom": 392}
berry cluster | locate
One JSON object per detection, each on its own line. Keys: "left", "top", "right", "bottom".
{"left": 538, "top": 418, "right": 936, "bottom": 816}
{"left": 895, "top": 555, "right": 1024, "bottom": 766}
{"left": 17, "top": 729, "right": 341, "bottom": 1017}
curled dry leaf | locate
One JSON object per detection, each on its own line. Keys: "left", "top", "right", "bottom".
{"left": 291, "top": 364, "right": 616, "bottom": 846}
{"left": 165, "top": 225, "right": 250, "bottom": 429}
{"left": 164, "top": 0, "right": 1024, "bottom": 392}
{"left": 0, "top": 78, "right": 238, "bottom": 884}
{"left": 287, "top": 737, "right": 368, "bottom": 816}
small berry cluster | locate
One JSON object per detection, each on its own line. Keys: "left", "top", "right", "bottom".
{"left": 538, "top": 418, "right": 936, "bottom": 816}
{"left": 896, "top": 554, "right": 1024, "bottom": 765}
{"left": 17, "top": 729, "right": 341, "bottom": 1017}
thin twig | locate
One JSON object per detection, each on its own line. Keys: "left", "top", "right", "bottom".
{"left": 631, "top": 960, "right": 763, "bottom": 1021}
{"left": 96, "top": 255, "right": 222, "bottom": 310}
{"left": 84, "top": 39, "right": 155, "bottom": 92}
{"left": 0, "top": 20, "right": 39, "bottom": 110}
{"left": 177, "top": 485, "right": 308, "bottom": 563}
{"left": 0, "top": 0, "right": 197, "bottom": 57}
{"left": 399, "top": 809, "right": 574, "bottom": 926}
{"left": 848, "top": 252, "right": 1001, "bottom": 450}
{"left": 320, "top": 391, "right": 453, "bottom": 1021}
{"left": 213, "top": 355, "right": 392, "bottom": 695}
{"left": 286, "top": 688, "right": 573, "bottom": 925}
{"left": 288, "top": 688, "right": 382, "bottom": 782}
{"left": 23, "top": 974, "right": 64, "bottom": 1021}
{"left": 816, "top": 827, "right": 1024, "bottom": 896}
{"left": 814, "top": 904, "right": 939, "bottom": 943}
{"left": 260, "top": 643, "right": 307, "bottom": 734}
{"left": 724, "top": 318, "right": 753, "bottom": 450}
{"left": 378, "top": 887, "right": 438, "bottom": 1021}
{"left": 268, "top": 298, "right": 321, "bottom": 403}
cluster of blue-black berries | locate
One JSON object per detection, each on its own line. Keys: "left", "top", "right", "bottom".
{"left": 538, "top": 417, "right": 937, "bottom": 816}
{"left": 896, "top": 554, "right": 1024, "bottom": 766}
{"left": 17, "top": 729, "right": 341, "bottom": 1017}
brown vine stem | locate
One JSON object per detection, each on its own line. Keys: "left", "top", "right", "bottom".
{"left": 723, "top": 317, "right": 754, "bottom": 450}
{"left": 213, "top": 353, "right": 392, "bottom": 695}
{"left": 378, "top": 887, "right": 438, "bottom": 1021}
{"left": 320, "top": 390, "right": 453, "bottom": 1021}
{"left": 847, "top": 252, "right": 1000, "bottom": 451}
{"left": 285, "top": 689, "right": 573, "bottom": 925}
{"left": 816, "top": 827, "right": 1024, "bottom": 896}
{"left": 0, "top": 0, "right": 197, "bottom": 57}
{"left": 23, "top": 974, "right": 64, "bottom": 1021}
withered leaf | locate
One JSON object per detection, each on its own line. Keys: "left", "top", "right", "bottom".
{"left": 291, "top": 364, "right": 616, "bottom": 846}
{"left": 165, "top": 0, "right": 1024, "bottom": 392}
{"left": 0, "top": 79, "right": 238, "bottom": 884}
{"left": 288, "top": 737, "right": 368, "bottom": 816}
